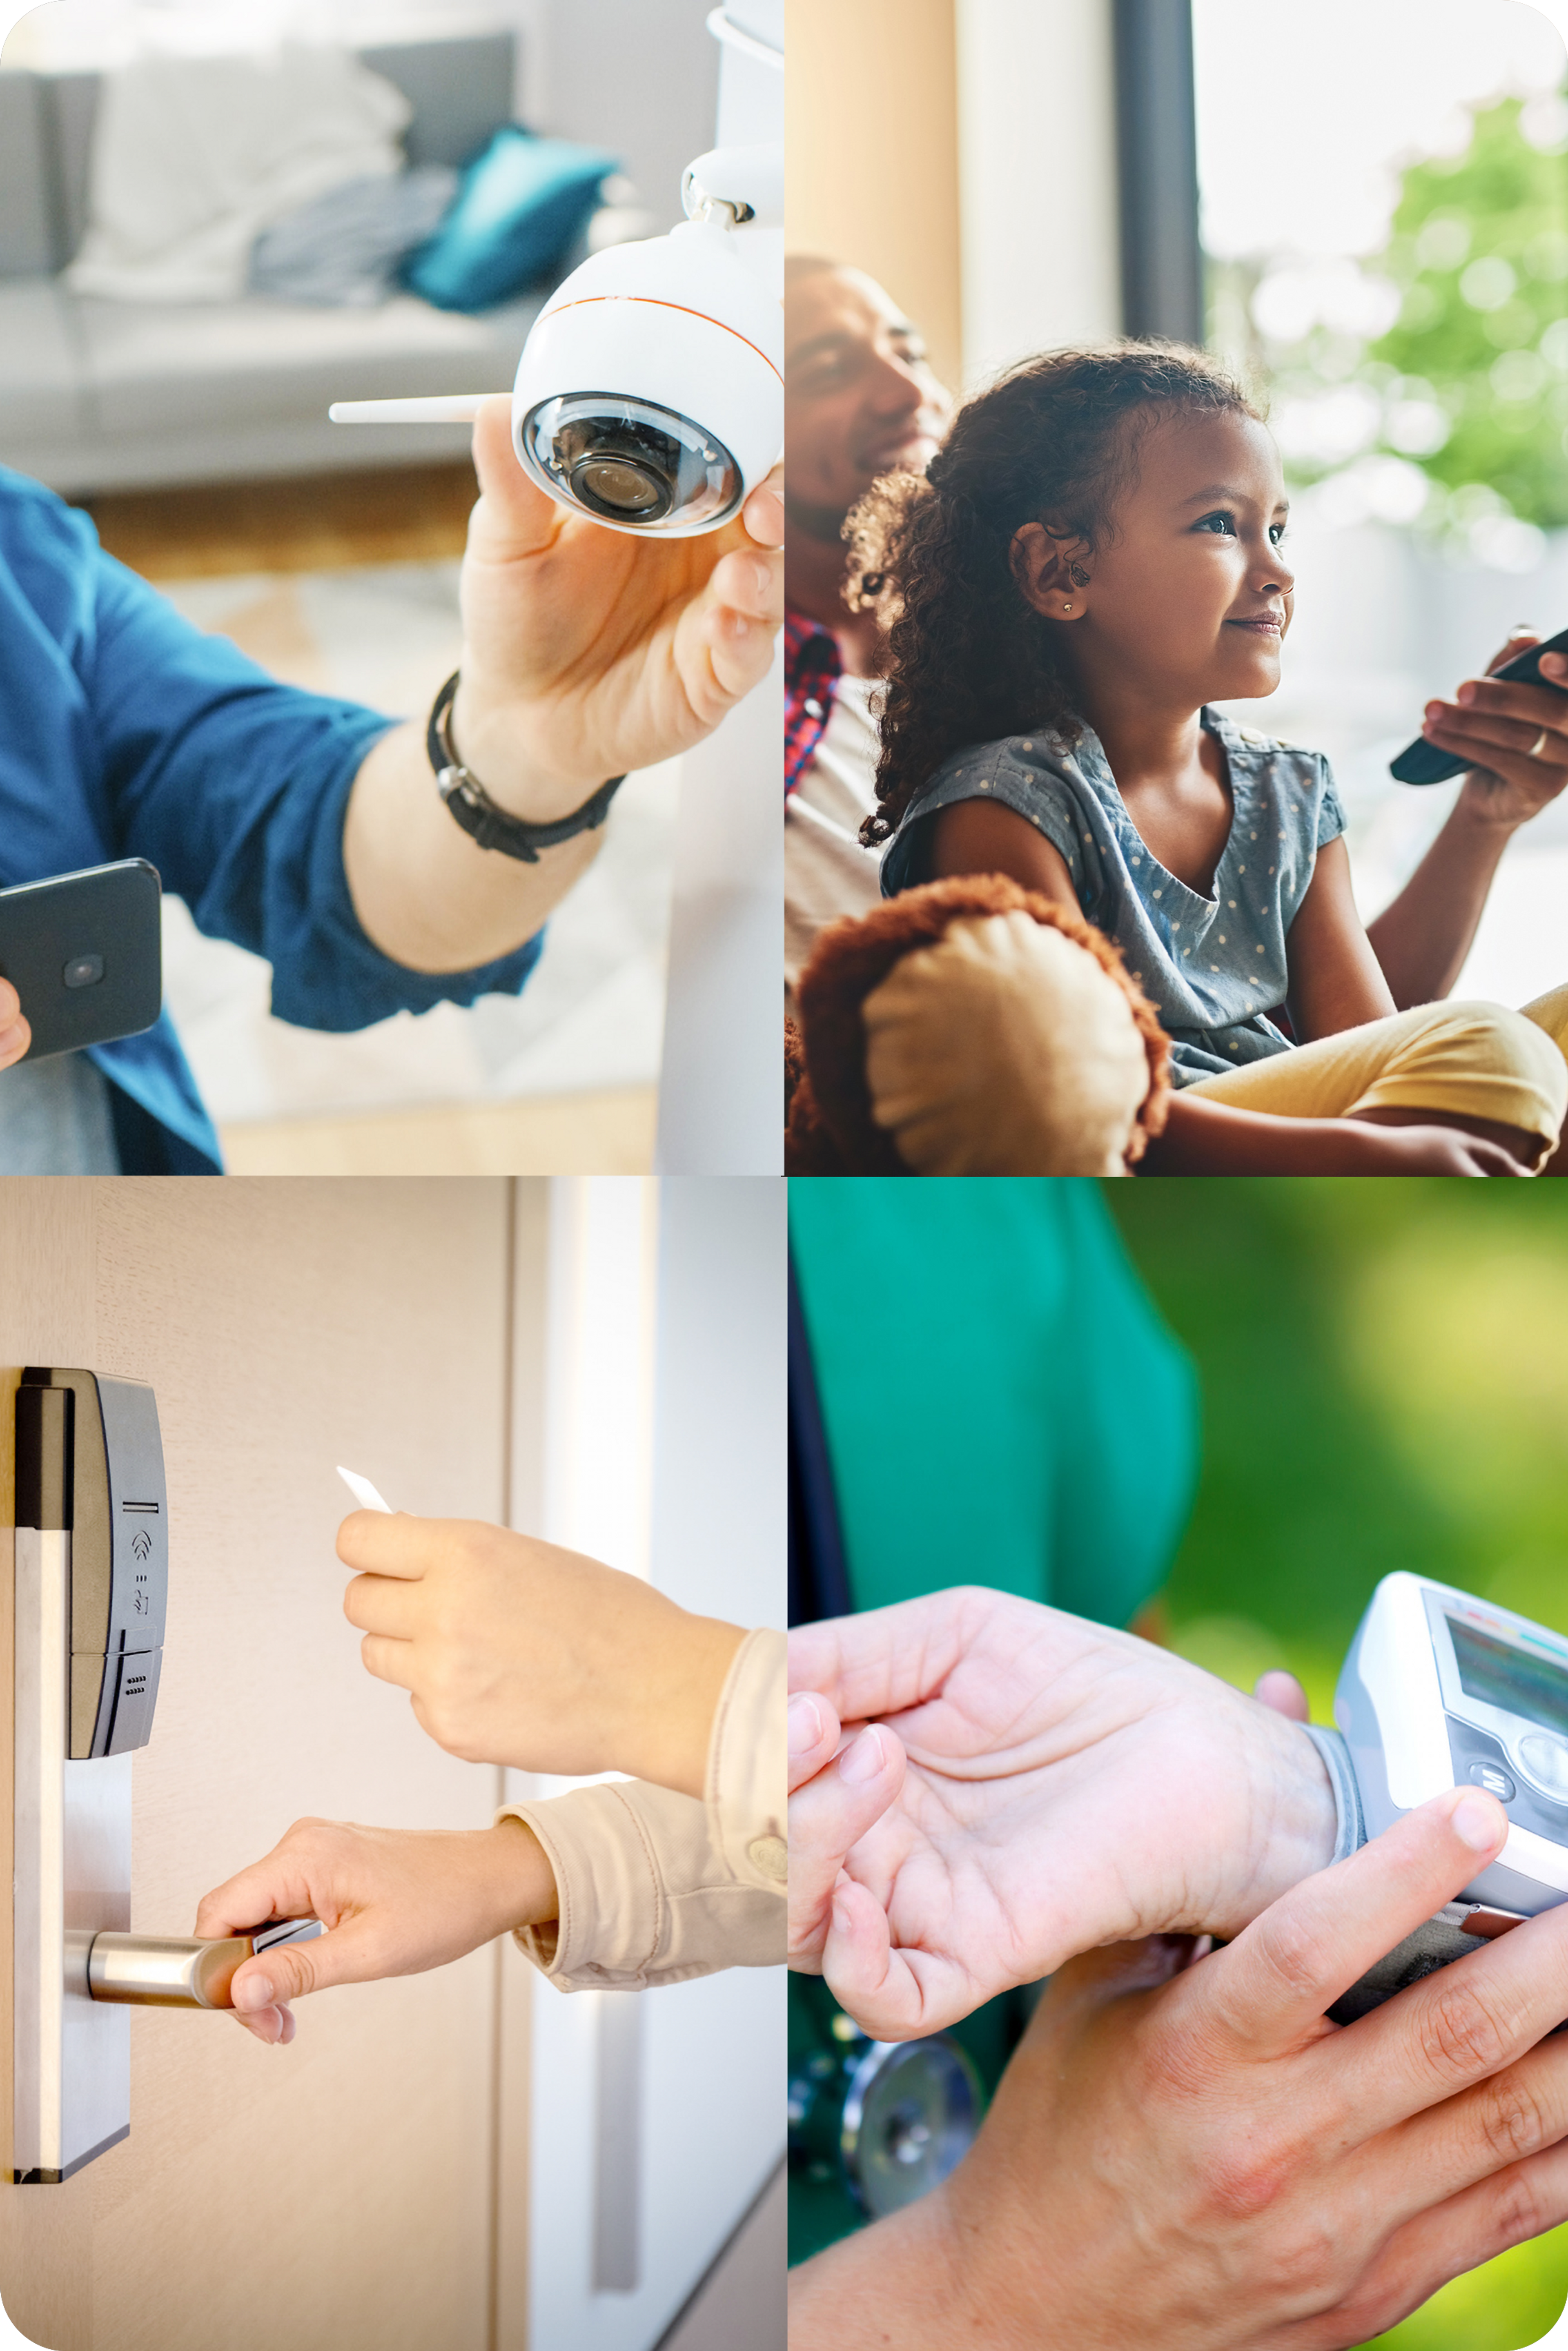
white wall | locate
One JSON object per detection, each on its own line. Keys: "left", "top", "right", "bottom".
{"left": 655, "top": 0, "right": 783, "bottom": 1175}
{"left": 498, "top": 0, "right": 719, "bottom": 227}
{"left": 507, "top": 1177, "right": 784, "bottom": 2351}
{"left": 954, "top": 0, "right": 1122, "bottom": 387}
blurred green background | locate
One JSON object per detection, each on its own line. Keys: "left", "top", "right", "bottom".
{"left": 1211, "top": 85, "right": 1568, "bottom": 543}
{"left": 1106, "top": 1179, "right": 1568, "bottom": 2351}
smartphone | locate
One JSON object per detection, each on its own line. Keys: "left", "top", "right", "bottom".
{"left": 1390, "top": 625, "right": 1568, "bottom": 783}
{"left": 0, "top": 860, "right": 163, "bottom": 1061}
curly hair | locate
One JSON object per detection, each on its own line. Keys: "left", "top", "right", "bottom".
{"left": 846, "top": 341, "right": 1263, "bottom": 846}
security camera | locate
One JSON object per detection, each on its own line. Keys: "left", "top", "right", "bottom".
{"left": 330, "top": 147, "right": 782, "bottom": 539}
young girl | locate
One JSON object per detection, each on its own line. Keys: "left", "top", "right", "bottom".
{"left": 852, "top": 344, "right": 1568, "bottom": 1175}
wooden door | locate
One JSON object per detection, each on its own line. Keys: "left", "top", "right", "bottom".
{"left": 0, "top": 1178, "right": 517, "bottom": 2351}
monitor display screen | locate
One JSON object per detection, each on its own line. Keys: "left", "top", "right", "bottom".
{"left": 1448, "top": 1618, "right": 1568, "bottom": 1738}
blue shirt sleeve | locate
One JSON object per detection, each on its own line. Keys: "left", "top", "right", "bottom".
{"left": 71, "top": 503, "right": 540, "bottom": 1031}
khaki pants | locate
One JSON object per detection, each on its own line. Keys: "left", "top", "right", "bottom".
{"left": 1185, "top": 989, "right": 1568, "bottom": 1156}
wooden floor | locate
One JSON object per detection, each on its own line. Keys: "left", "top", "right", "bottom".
{"left": 76, "top": 461, "right": 478, "bottom": 579}
{"left": 218, "top": 1086, "right": 658, "bottom": 1176}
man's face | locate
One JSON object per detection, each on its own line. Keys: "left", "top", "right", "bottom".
{"left": 784, "top": 267, "right": 952, "bottom": 529}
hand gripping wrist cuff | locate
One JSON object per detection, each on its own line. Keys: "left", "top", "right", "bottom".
{"left": 1304, "top": 1725, "right": 1365, "bottom": 1865}
{"left": 1306, "top": 1726, "right": 1536, "bottom": 2024}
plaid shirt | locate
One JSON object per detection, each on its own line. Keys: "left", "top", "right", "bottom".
{"left": 784, "top": 608, "right": 843, "bottom": 798}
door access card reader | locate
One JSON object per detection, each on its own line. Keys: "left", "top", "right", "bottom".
{"left": 14, "top": 1370, "right": 326, "bottom": 2182}
{"left": 17, "top": 1368, "right": 168, "bottom": 1759}
{"left": 13, "top": 1367, "right": 167, "bottom": 2182}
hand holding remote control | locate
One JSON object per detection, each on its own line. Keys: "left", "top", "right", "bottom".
{"left": 1394, "top": 625, "right": 1568, "bottom": 831}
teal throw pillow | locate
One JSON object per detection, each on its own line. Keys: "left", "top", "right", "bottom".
{"left": 403, "top": 126, "right": 620, "bottom": 313}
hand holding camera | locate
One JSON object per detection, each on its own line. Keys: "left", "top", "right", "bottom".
{"left": 332, "top": 143, "right": 784, "bottom": 826}
{"left": 446, "top": 397, "right": 782, "bottom": 826}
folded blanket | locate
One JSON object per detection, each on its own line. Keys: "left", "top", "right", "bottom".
{"left": 65, "top": 44, "right": 411, "bottom": 304}
{"left": 249, "top": 167, "right": 459, "bottom": 307}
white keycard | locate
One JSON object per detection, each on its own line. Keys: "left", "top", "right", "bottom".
{"left": 337, "top": 1465, "right": 394, "bottom": 1514}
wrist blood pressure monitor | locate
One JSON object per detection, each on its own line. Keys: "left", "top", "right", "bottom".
{"left": 1328, "top": 1572, "right": 1568, "bottom": 2017}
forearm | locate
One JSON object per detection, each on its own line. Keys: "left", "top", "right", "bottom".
{"left": 1366, "top": 796, "right": 1513, "bottom": 1008}
{"left": 629, "top": 1610, "right": 748, "bottom": 1799}
{"left": 1223, "top": 1715, "right": 1338, "bottom": 1933}
{"left": 487, "top": 1815, "right": 561, "bottom": 1932}
{"left": 789, "top": 2195, "right": 963, "bottom": 2350}
{"left": 341, "top": 719, "right": 603, "bottom": 972}
{"left": 1139, "top": 1090, "right": 1412, "bottom": 1174}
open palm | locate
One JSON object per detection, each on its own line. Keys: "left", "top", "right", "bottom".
{"left": 789, "top": 1588, "right": 1335, "bottom": 2039}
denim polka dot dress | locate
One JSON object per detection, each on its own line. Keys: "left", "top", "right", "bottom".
{"left": 880, "top": 707, "right": 1348, "bottom": 1085}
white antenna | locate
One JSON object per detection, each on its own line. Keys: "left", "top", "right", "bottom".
{"left": 328, "top": 396, "right": 490, "bottom": 425}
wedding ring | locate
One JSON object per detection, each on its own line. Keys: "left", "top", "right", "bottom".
{"left": 1528, "top": 727, "right": 1551, "bottom": 758}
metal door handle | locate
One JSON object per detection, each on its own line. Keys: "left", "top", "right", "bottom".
{"left": 82, "top": 1918, "right": 323, "bottom": 2010}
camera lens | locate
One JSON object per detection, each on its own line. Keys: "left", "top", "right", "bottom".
{"left": 572, "top": 456, "right": 667, "bottom": 516}
{"left": 559, "top": 415, "right": 683, "bottom": 521}
{"left": 519, "top": 394, "right": 742, "bottom": 533}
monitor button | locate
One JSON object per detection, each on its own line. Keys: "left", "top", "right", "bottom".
{"left": 1468, "top": 1759, "right": 1517, "bottom": 1803}
{"left": 1515, "top": 1731, "right": 1568, "bottom": 1800}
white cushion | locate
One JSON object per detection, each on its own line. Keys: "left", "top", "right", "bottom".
{"left": 73, "top": 290, "right": 541, "bottom": 435}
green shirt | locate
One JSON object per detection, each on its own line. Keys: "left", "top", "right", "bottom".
{"left": 790, "top": 1178, "right": 1198, "bottom": 1628}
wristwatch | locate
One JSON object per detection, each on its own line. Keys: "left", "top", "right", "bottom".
{"left": 426, "top": 671, "right": 626, "bottom": 864}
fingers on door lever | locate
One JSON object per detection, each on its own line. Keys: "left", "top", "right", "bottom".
{"left": 84, "top": 1918, "right": 325, "bottom": 2010}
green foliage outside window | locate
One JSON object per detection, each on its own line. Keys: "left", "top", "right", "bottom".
{"left": 1372, "top": 96, "right": 1568, "bottom": 530}
{"left": 1208, "top": 93, "right": 1568, "bottom": 544}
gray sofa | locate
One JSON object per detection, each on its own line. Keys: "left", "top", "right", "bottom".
{"left": 0, "top": 31, "right": 551, "bottom": 492}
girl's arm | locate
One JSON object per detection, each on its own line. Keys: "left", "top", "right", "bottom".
{"left": 928, "top": 802, "right": 1522, "bottom": 1175}
{"left": 1283, "top": 836, "right": 1398, "bottom": 1041}
{"left": 927, "top": 796, "right": 1094, "bottom": 908}
{"left": 1365, "top": 802, "right": 1512, "bottom": 1009}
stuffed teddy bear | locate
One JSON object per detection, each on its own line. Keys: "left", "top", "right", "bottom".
{"left": 786, "top": 873, "right": 1172, "bottom": 1176}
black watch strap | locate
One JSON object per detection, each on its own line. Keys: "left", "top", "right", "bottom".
{"left": 426, "top": 671, "right": 626, "bottom": 864}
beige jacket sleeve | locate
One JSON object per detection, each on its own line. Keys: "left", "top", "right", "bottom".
{"left": 497, "top": 1625, "right": 784, "bottom": 1992}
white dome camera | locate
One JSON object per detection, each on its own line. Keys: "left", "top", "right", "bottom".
{"left": 510, "top": 205, "right": 782, "bottom": 537}
{"left": 330, "top": 144, "right": 782, "bottom": 539}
